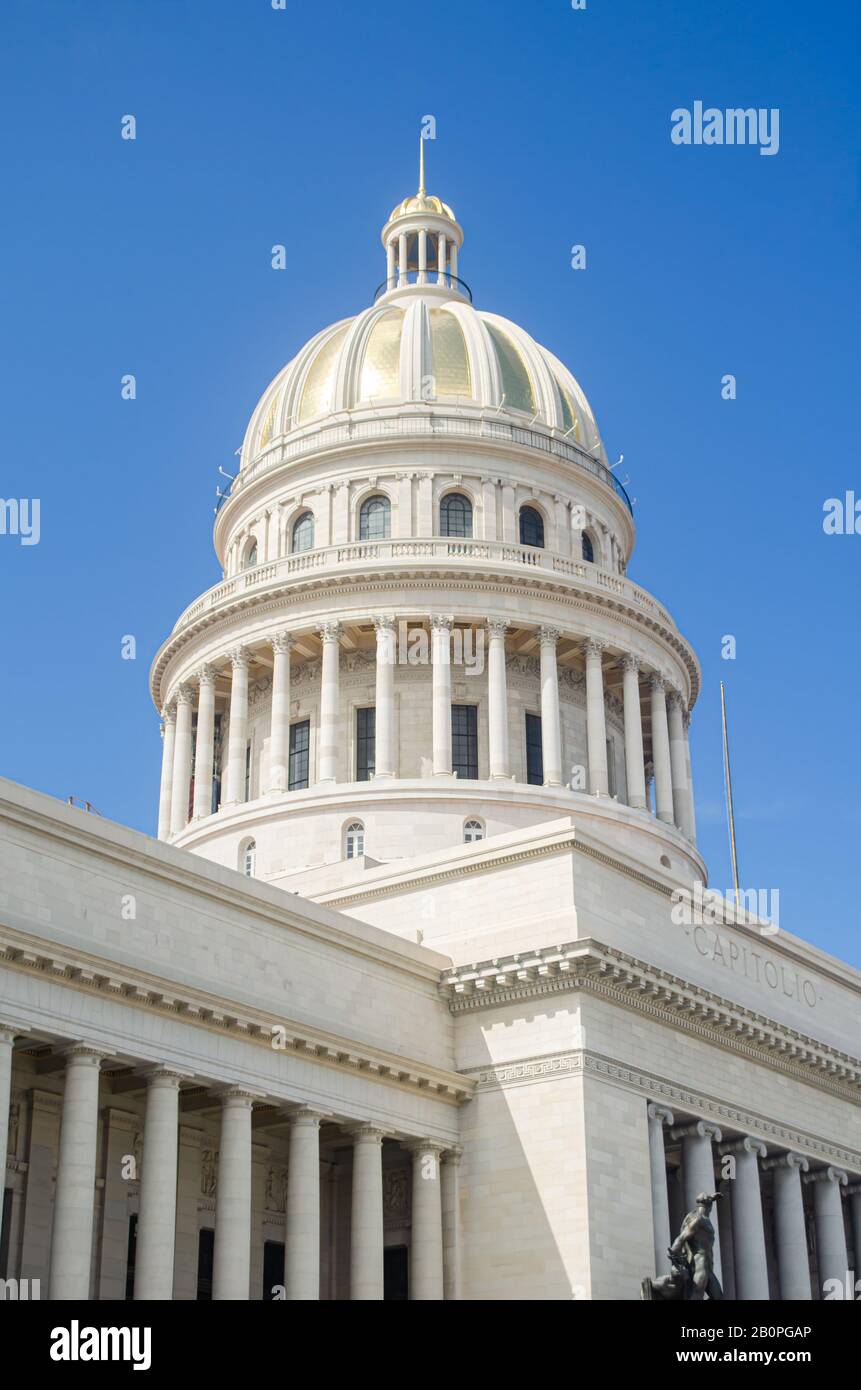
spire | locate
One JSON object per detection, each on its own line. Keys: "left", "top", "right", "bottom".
{"left": 418, "top": 134, "right": 426, "bottom": 197}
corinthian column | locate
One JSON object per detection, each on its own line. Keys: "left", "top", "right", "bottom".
{"left": 667, "top": 689, "right": 694, "bottom": 839}
{"left": 157, "top": 706, "right": 176, "bottom": 840}
{"left": 650, "top": 675, "right": 675, "bottom": 824}
{"left": 622, "top": 656, "right": 647, "bottom": 809}
{"left": 134, "top": 1068, "right": 187, "bottom": 1300}
{"left": 49, "top": 1045, "right": 109, "bottom": 1299}
{"left": 683, "top": 708, "right": 698, "bottom": 845}
{"left": 212, "top": 1087, "right": 257, "bottom": 1300}
{"left": 406, "top": 1140, "right": 445, "bottom": 1300}
{"left": 0, "top": 1022, "right": 25, "bottom": 1257}
{"left": 317, "top": 621, "right": 342, "bottom": 783}
{"left": 671, "top": 1119, "right": 723, "bottom": 1284}
{"left": 349, "top": 1125, "right": 385, "bottom": 1300}
{"left": 224, "top": 648, "right": 251, "bottom": 805}
{"left": 584, "top": 639, "right": 608, "bottom": 795}
{"left": 647, "top": 1104, "right": 674, "bottom": 1274}
{"left": 441, "top": 1147, "right": 463, "bottom": 1300}
{"left": 762, "top": 1152, "right": 811, "bottom": 1299}
{"left": 169, "top": 685, "right": 194, "bottom": 834}
{"left": 486, "top": 620, "right": 510, "bottom": 779}
{"left": 805, "top": 1166, "right": 849, "bottom": 1292}
{"left": 720, "top": 1136, "right": 769, "bottom": 1299}
{"left": 266, "top": 631, "right": 293, "bottom": 792}
{"left": 192, "top": 666, "right": 216, "bottom": 819}
{"left": 285, "top": 1107, "right": 323, "bottom": 1300}
{"left": 431, "top": 616, "right": 453, "bottom": 776}
{"left": 374, "top": 617, "right": 397, "bottom": 778}
{"left": 539, "top": 626, "right": 562, "bottom": 786}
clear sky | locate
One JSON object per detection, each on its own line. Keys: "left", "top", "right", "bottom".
{"left": 1, "top": 0, "right": 858, "bottom": 965}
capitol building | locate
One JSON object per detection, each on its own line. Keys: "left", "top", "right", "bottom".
{"left": 1, "top": 152, "right": 859, "bottom": 1301}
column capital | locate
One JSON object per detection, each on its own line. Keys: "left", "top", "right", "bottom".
{"left": 347, "top": 1123, "right": 387, "bottom": 1144}
{"left": 217, "top": 1084, "right": 266, "bottom": 1108}
{"left": 650, "top": 672, "right": 667, "bottom": 694}
{"left": 317, "top": 620, "right": 342, "bottom": 644}
{"left": 486, "top": 619, "right": 509, "bottom": 640}
{"left": 285, "top": 1104, "right": 328, "bottom": 1129}
{"left": 682, "top": 707, "right": 693, "bottom": 731}
{"left": 762, "top": 1151, "right": 809, "bottom": 1174}
{"left": 174, "top": 682, "right": 194, "bottom": 706}
{"left": 60, "top": 1041, "right": 115, "bottom": 1068}
{"left": 430, "top": 613, "right": 454, "bottom": 633}
{"left": 228, "top": 646, "right": 251, "bottom": 671}
{"left": 647, "top": 1103, "right": 674, "bottom": 1127}
{"left": 803, "top": 1165, "right": 849, "bottom": 1187}
{"left": 141, "top": 1064, "right": 194, "bottom": 1090}
{"left": 271, "top": 630, "right": 294, "bottom": 654}
{"left": 373, "top": 615, "right": 397, "bottom": 635}
{"left": 160, "top": 704, "right": 177, "bottom": 726}
{"left": 441, "top": 1144, "right": 464, "bottom": 1166}
{"left": 539, "top": 625, "right": 561, "bottom": 646}
{"left": 670, "top": 1118, "right": 722, "bottom": 1143}
{"left": 622, "top": 653, "right": 641, "bottom": 675}
{"left": 666, "top": 686, "right": 684, "bottom": 711}
{"left": 719, "top": 1136, "right": 767, "bottom": 1160}
{"left": 402, "top": 1137, "right": 447, "bottom": 1158}
{"left": 583, "top": 637, "right": 607, "bottom": 660}
{"left": 196, "top": 664, "right": 217, "bottom": 688}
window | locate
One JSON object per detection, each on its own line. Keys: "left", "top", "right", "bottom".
{"left": 464, "top": 818, "right": 484, "bottom": 843}
{"left": 526, "top": 713, "right": 544, "bottom": 786}
{"left": 288, "top": 720, "right": 310, "bottom": 791}
{"left": 291, "top": 510, "right": 315, "bottom": 553}
{"left": 440, "top": 492, "right": 473, "bottom": 538}
{"left": 356, "top": 707, "right": 376, "bottom": 781}
{"left": 582, "top": 531, "right": 595, "bottom": 563}
{"left": 519, "top": 506, "right": 545, "bottom": 549}
{"left": 345, "top": 821, "right": 365, "bottom": 859}
{"left": 242, "top": 540, "right": 258, "bottom": 570}
{"left": 196, "top": 1229, "right": 214, "bottom": 1301}
{"left": 451, "top": 705, "right": 478, "bottom": 780}
{"left": 359, "top": 494, "right": 391, "bottom": 540}
{"left": 606, "top": 739, "right": 617, "bottom": 797}
{"left": 245, "top": 740, "right": 252, "bottom": 801}
{"left": 240, "top": 839, "right": 256, "bottom": 877}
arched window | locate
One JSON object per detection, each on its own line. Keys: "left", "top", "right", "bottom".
{"left": 359, "top": 495, "right": 391, "bottom": 541}
{"left": 463, "top": 818, "right": 484, "bottom": 844}
{"left": 242, "top": 540, "right": 258, "bottom": 570}
{"left": 241, "top": 838, "right": 256, "bottom": 877}
{"left": 292, "top": 510, "right": 315, "bottom": 553}
{"left": 519, "top": 506, "right": 545, "bottom": 549}
{"left": 582, "top": 531, "right": 594, "bottom": 564}
{"left": 440, "top": 492, "right": 473, "bottom": 538}
{"left": 345, "top": 821, "right": 365, "bottom": 859}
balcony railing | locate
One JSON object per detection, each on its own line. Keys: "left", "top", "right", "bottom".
{"left": 172, "top": 538, "right": 673, "bottom": 634}
{"left": 373, "top": 269, "right": 473, "bottom": 301}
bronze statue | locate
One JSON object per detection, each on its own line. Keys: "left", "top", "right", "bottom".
{"left": 641, "top": 1192, "right": 724, "bottom": 1301}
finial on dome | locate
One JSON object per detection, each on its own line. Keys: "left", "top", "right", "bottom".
{"left": 418, "top": 134, "right": 426, "bottom": 197}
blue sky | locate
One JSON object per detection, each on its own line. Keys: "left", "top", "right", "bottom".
{"left": 1, "top": 0, "right": 858, "bottom": 964}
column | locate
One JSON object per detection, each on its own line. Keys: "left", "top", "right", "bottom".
{"left": 437, "top": 233, "right": 447, "bottom": 285}
{"left": 650, "top": 675, "right": 675, "bottom": 824}
{"left": 398, "top": 232, "right": 407, "bottom": 286}
{"left": 212, "top": 1087, "right": 256, "bottom": 1300}
{"left": 671, "top": 1118, "right": 723, "bottom": 1284}
{"left": 450, "top": 241, "right": 458, "bottom": 284}
{"left": 668, "top": 689, "right": 694, "bottom": 838}
{"left": 647, "top": 1104, "right": 674, "bottom": 1275}
{"left": 721, "top": 1136, "right": 769, "bottom": 1299}
{"left": 224, "top": 648, "right": 250, "bottom": 805}
{"left": 418, "top": 228, "right": 428, "bottom": 285}
{"left": 386, "top": 239, "right": 396, "bottom": 290}
{"left": 805, "top": 1165, "right": 849, "bottom": 1293}
{"left": 762, "top": 1152, "right": 811, "bottom": 1300}
{"left": 539, "top": 626, "right": 563, "bottom": 787}
{"left": 622, "top": 656, "right": 647, "bottom": 809}
{"left": 0, "top": 1022, "right": 23, "bottom": 1256}
{"left": 847, "top": 1185, "right": 861, "bottom": 1292}
{"left": 374, "top": 617, "right": 396, "bottom": 778}
{"left": 285, "top": 1107, "right": 323, "bottom": 1300}
{"left": 441, "top": 1148, "right": 463, "bottom": 1300}
{"left": 192, "top": 666, "right": 216, "bottom": 819}
{"left": 584, "top": 639, "right": 609, "bottom": 795}
{"left": 349, "top": 1126, "right": 385, "bottom": 1300}
{"left": 683, "top": 709, "right": 698, "bottom": 845}
{"left": 407, "top": 1140, "right": 444, "bottom": 1300}
{"left": 49, "top": 1045, "right": 107, "bottom": 1299}
{"left": 157, "top": 706, "right": 176, "bottom": 840}
{"left": 431, "top": 616, "right": 453, "bottom": 776}
{"left": 266, "top": 631, "right": 293, "bottom": 792}
{"left": 317, "top": 621, "right": 342, "bottom": 783}
{"left": 169, "top": 685, "right": 194, "bottom": 834}
{"left": 133, "top": 1068, "right": 186, "bottom": 1300}
{"left": 486, "top": 620, "right": 510, "bottom": 779}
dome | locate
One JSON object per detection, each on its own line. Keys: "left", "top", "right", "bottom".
{"left": 242, "top": 299, "right": 606, "bottom": 464}
{"left": 389, "top": 191, "right": 456, "bottom": 222}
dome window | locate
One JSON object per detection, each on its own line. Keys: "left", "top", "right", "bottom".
{"left": 240, "top": 838, "right": 256, "bottom": 877}
{"left": 519, "top": 506, "right": 545, "bottom": 549}
{"left": 440, "top": 492, "right": 473, "bottom": 538}
{"left": 292, "top": 510, "right": 315, "bottom": 554}
{"left": 345, "top": 821, "right": 365, "bottom": 860}
{"left": 242, "top": 540, "right": 258, "bottom": 570}
{"left": 463, "top": 818, "right": 484, "bottom": 844}
{"left": 359, "top": 495, "right": 391, "bottom": 541}
{"left": 582, "top": 532, "right": 595, "bottom": 564}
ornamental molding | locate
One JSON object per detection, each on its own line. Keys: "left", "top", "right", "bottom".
{"left": 441, "top": 939, "right": 861, "bottom": 1104}
{"left": 460, "top": 1047, "right": 861, "bottom": 1174}
{"left": 0, "top": 922, "right": 472, "bottom": 1107}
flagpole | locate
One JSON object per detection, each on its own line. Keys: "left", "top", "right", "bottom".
{"left": 720, "top": 681, "right": 740, "bottom": 911}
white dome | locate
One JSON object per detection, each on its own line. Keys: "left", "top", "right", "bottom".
{"left": 241, "top": 296, "right": 606, "bottom": 467}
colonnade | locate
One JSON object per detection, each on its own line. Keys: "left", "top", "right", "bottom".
{"left": 647, "top": 1103, "right": 859, "bottom": 1300}
{"left": 0, "top": 1027, "right": 458, "bottom": 1301}
{"left": 385, "top": 227, "right": 457, "bottom": 289}
{"left": 158, "top": 619, "right": 697, "bottom": 844}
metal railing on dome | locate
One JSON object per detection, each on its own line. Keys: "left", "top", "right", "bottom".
{"left": 373, "top": 269, "right": 473, "bottom": 302}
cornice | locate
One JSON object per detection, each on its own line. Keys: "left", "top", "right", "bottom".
{"left": 461, "top": 1047, "right": 861, "bottom": 1173}
{"left": 441, "top": 938, "right": 861, "bottom": 1103}
{"left": 0, "top": 920, "right": 472, "bottom": 1106}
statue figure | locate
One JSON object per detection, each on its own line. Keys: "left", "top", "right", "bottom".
{"left": 641, "top": 1192, "right": 724, "bottom": 1301}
